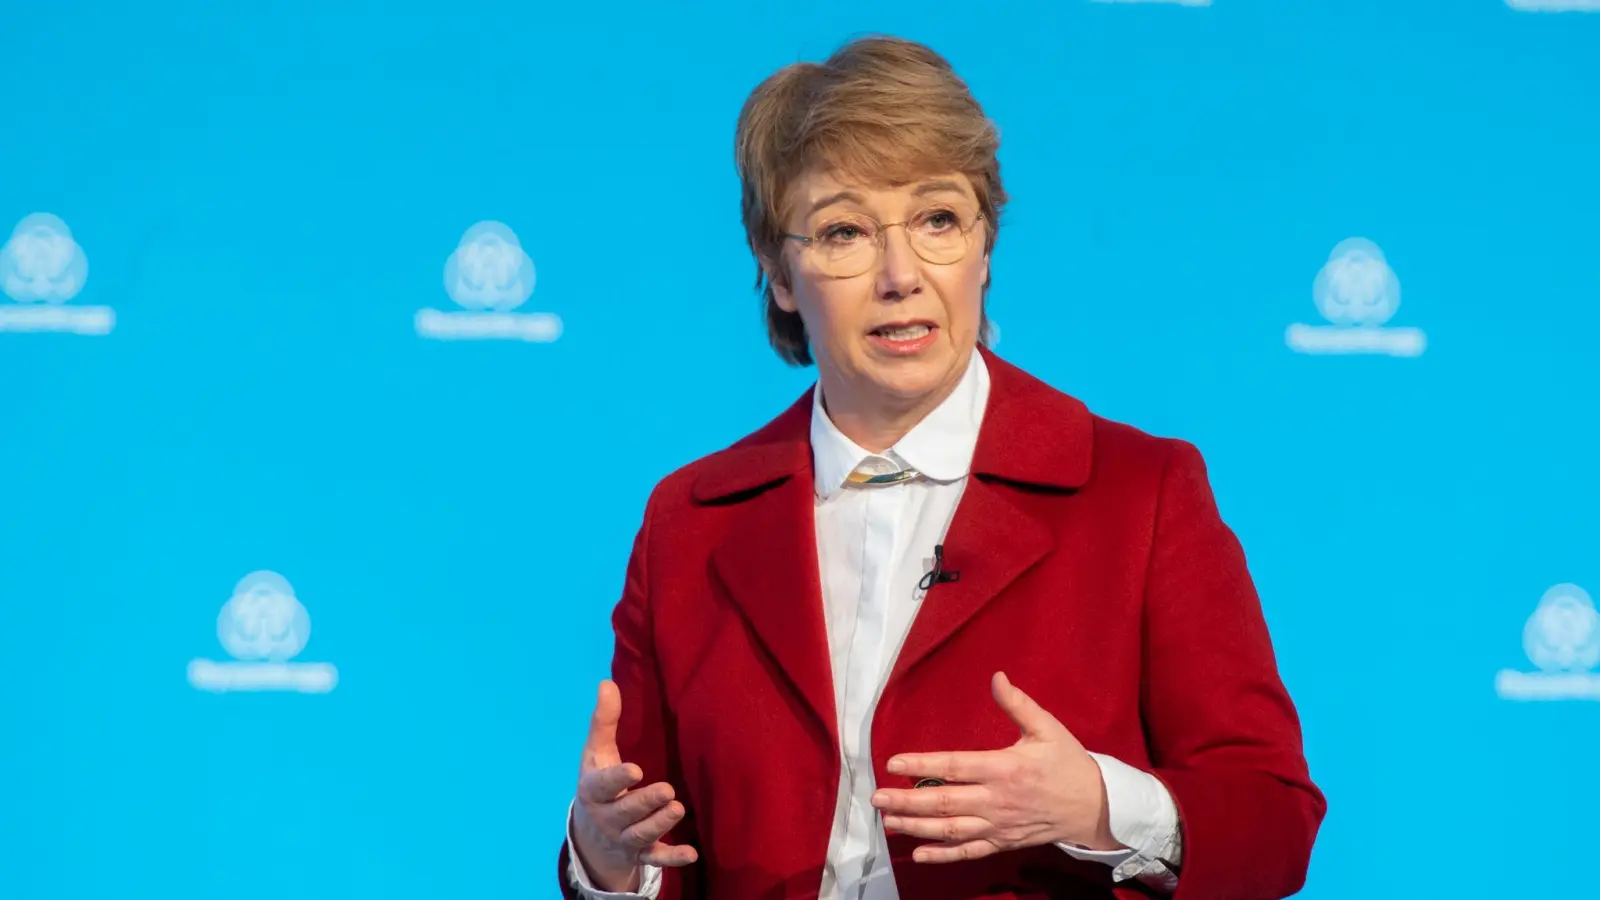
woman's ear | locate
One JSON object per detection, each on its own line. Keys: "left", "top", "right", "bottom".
{"left": 762, "top": 255, "right": 798, "bottom": 313}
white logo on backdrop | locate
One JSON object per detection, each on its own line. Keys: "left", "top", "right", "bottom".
{"left": 1285, "top": 238, "right": 1425, "bottom": 357}
{"left": 187, "top": 571, "right": 338, "bottom": 693}
{"left": 415, "top": 221, "right": 562, "bottom": 342}
{"left": 1506, "top": 0, "right": 1600, "bottom": 11}
{"left": 1495, "top": 583, "right": 1600, "bottom": 701}
{"left": 0, "top": 213, "right": 114, "bottom": 335}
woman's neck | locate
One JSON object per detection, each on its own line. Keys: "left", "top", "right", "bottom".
{"left": 819, "top": 371, "right": 964, "bottom": 455}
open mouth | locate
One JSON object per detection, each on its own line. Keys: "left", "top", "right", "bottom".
{"left": 867, "top": 321, "right": 938, "bottom": 354}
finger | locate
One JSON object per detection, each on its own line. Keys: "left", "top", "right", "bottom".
{"left": 991, "top": 671, "right": 1068, "bottom": 741}
{"left": 618, "top": 799, "right": 688, "bottom": 851}
{"left": 887, "top": 749, "right": 1007, "bottom": 784}
{"left": 639, "top": 840, "right": 700, "bottom": 868}
{"left": 578, "top": 762, "right": 643, "bottom": 803}
{"left": 582, "top": 680, "right": 623, "bottom": 768}
{"left": 605, "top": 780, "right": 676, "bottom": 824}
{"left": 870, "top": 784, "right": 990, "bottom": 818}
{"left": 881, "top": 814, "right": 992, "bottom": 844}
{"left": 912, "top": 839, "right": 1001, "bottom": 864}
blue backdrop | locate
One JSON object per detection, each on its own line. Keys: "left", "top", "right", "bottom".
{"left": 3, "top": 1, "right": 1596, "bottom": 897}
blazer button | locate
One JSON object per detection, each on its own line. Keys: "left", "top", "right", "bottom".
{"left": 914, "top": 778, "right": 945, "bottom": 789}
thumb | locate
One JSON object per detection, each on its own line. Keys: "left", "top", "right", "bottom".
{"left": 991, "top": 671, "right": 1071, "bottom": 743}
{"left": 583, "top": 679, "right": 623, "bottom": 768}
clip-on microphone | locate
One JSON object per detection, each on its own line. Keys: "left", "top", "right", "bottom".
{"left": 918, "top": 543, "right": 962, "bottom": 592}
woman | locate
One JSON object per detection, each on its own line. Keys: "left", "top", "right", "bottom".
{"left": 557, "top": 36, "right": 1324, "bottom": 900}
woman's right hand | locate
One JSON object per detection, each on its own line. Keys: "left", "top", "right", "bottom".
{"left": 571, "top": 680, "right": 700, "bottom": 892}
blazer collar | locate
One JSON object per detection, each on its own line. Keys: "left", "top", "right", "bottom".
{"left": 692, "top": 345, "right": 1094, "bottom": 503}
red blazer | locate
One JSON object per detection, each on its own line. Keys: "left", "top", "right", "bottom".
{"left": 559, "top": 349, "right": 1325, "bottom": 900}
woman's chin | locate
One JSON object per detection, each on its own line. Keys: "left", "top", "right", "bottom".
{"left": 863, "top": 362, "right": 960, "bottom": 406}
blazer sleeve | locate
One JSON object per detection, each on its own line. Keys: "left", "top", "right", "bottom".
{"left": 1142, "top": 440, "right": 1327, "bottom": 900}
{"left": 557, "top": 491, "right": 704, "bottom": 900}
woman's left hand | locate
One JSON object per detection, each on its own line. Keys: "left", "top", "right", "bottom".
{"left": 870, "top": 671, "right": 1123, "bottom": 863}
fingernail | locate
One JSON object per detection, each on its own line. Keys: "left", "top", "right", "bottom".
{"left": 870, "top": 791, "right": 887, "bottom": 807}
{"left": 883, "top": 816, "right": 902, "bottom": 831}
{"left": 887, "top": 759, "right": 905, "bottom": 774}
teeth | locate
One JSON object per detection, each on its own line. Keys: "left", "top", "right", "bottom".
{"left": 878, "top": 324, "right": 931, "bottom": 341}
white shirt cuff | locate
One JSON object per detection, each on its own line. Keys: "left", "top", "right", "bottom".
{"left": 565, "top": 800, "right": 662, "bottom": 900}
{"left": 1054, "top": 753, "right": 1182, "bottom": 884}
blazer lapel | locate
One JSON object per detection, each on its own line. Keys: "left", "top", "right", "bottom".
{"left": 889, "top": 348, "right": 1097, "bottom": 686}
{"left": 887, "top": 476, "right": 1053, "bottom": 686}
{"left": 708, "top": 474, "right": 837, "bottom": 746}
{"left": 698, "top": 393, "right": 839, "bottom": 748}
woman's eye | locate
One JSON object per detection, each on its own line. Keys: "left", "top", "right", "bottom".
{"left": 823, "top": 224, "right": 868, "bottom": 243}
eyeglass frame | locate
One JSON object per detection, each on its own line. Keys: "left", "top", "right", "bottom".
{"left": 779, "top": 210, "right": 988, "bottom": 270}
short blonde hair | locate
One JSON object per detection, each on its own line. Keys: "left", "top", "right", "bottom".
{"left": 734, "top": 36, "right": 1008, "bottom": 366}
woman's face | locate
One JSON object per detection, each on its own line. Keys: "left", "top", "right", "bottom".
{"left": 770, "top": 170, "right": 989, "bottom": 419}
